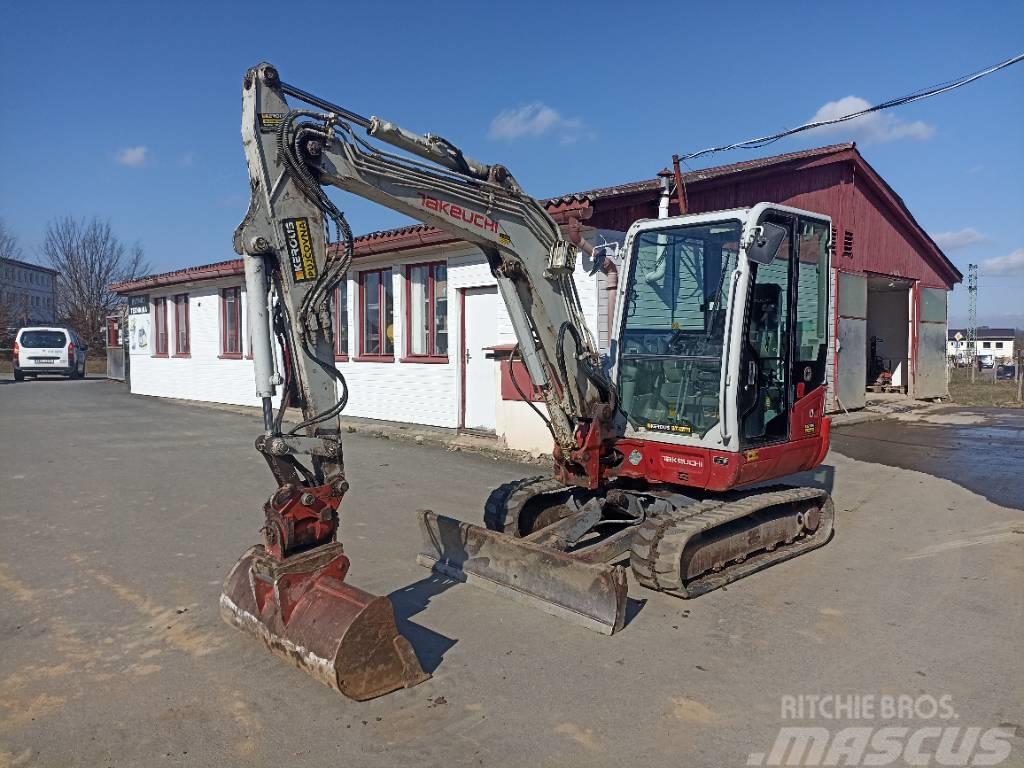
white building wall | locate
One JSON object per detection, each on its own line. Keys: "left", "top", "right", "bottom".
{"left": 128, "top": 279, "right": 268, "bottom": 407}
{"left": 948, "top": 337, "right": 1016, "bottom": 362}
{"left": 124, "top": 241, "right": 603, "bottom": 440}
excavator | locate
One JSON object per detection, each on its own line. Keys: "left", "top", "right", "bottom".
{"left": 221, "top": 63, "right": 836, "bottom": 700}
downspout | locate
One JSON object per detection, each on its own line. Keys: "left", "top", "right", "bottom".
{"left": 642, "top": 170, "right": 675, "bottom": 284}
{"left": 566, "top": 208, "right": 618, "bottom": 343}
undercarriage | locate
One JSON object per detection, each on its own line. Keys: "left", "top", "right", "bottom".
{"left": 419, "top": 477, "right": 834, "bottom": 635}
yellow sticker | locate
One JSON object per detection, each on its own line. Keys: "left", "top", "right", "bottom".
{"left": 281, "top": 218, "right": 318, "bottom": 283}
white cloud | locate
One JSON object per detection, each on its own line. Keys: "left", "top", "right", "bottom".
{"left": 489, "top": 102, "right": 584, "bottom": 142}
{"left": 115, "top": 146, "right": 149, "bottom": 167}
{"left": 981, "top": 248, "right": 1024, "bottom": 275}
{"left": 807, "top": 96, "right": 935, "bottom": 144}
{"left": 932, "top": 228, "right": 988, "bottom": 250}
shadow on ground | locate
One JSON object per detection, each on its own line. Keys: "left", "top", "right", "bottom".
{"left": 388, "top": 574, "right": 459, "bottom": 674}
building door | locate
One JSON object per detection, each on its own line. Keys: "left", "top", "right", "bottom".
{"left": 836, "top": 272, "right": 867, "bottom": 410}
{"left": 105, "top": 315, "right": 126, "bottom": 381}
{"left": 461, "top": 287, "right": 499, "bottom": 431}
{"left": 914, "top": 286, "right": 949, "bottom": 398}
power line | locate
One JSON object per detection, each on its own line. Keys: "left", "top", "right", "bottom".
{"left": 677, "top": 52, "right": 1024, "bottom": 164}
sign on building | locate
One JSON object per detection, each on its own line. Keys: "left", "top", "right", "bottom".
{"left": 128, "top": 295, "right": 150, "bottom": 315}
{"left": 127, "top": 295, "right": 151, "bottom": 354}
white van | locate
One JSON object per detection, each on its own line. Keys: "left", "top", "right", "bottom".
{"left": 12, "top": 327, "right": 87, "bottom": 381}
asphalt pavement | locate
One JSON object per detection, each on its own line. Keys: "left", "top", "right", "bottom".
{"left": 0, "top": 377, "right": 1021, "bottom": 767}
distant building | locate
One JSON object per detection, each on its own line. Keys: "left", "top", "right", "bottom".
{"left": 947, "top": 327, "right": 1017, "bottom": 364}
{"left": 1, "top": 257, "right": 58, "bottom": 325}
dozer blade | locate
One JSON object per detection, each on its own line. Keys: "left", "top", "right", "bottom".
{"left": 417, "top": 510, "right": 628, "bottom": 635}
{"left": 220, "top": 543, "right": 429, "bottom": 701}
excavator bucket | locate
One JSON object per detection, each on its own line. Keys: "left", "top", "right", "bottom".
{"left": 417, "top": 510, "right": 628, "bottom": 635}
{"left": 220, "top": 543, "right": 429, "bottom": 701}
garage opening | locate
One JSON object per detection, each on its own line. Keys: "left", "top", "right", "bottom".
{"left": 865, "top": 275, "right": 912, "bottom": 394}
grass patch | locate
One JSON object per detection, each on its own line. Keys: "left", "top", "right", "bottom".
{"left": 948, "top": 366, "right": 1023, "bottom": 408}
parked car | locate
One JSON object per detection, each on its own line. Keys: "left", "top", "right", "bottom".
{"left": 996, "top": 364, "right": 1016, "bottom": 381}
{"left": 12, "top": 327, "right": 87, "bottom": 381}
{"left": 979, "top": 355, "right": 995, "bottom": 369}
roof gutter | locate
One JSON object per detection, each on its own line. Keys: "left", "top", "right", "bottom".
{"left": 111, "top": 262, "right": 244, "bottom": 293}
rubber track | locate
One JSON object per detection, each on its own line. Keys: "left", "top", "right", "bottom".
{"left": 630, "top": 485, "right": 834, "bottom": 598}
{"left": 483, "top": 476, "right": 572, "bottom": 536}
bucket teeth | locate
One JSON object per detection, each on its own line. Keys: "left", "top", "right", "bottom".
{"left": 221, "top": 543, "right": 429, "bottom": 701}
{"left": 417, "top": 510, "right": 628, "bottom": 635}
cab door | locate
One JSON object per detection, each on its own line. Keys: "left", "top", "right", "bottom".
{"left": 739, "top": 213, "right": 830, "bottom": 448}
{"left": 739, "top": 213, "right": 794, "bottom": 447}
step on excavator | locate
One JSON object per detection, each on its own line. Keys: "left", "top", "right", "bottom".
{"left": 221, "top": 63, "right": 835, "bottom": 699}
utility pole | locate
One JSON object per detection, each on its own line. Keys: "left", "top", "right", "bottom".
{"left": 967, "top": 263, "right": 978, "bottom": 383}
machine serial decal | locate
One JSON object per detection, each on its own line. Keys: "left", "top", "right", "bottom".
{"left": 419, "top": 193, "right": 500, "bottom": 235}
{"left": 281, "top": 218, "right": 318, "bottom": 283}
{"left": 258, "top": 112, "right": 285, "bottom": 132}
{"left": 644, "top": 422, "right": 692, "bottom": 434}
{"left": 628, "top": 449, "right": 643, "bottom": 466}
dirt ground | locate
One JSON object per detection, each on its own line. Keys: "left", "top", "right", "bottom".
{"left": 0, "top": 377, "right": 1021, "bottom": 767}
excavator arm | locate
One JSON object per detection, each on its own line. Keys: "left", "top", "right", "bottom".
{"left": 233, "top": 63, "right": 616, "bottom": 488}
{"left": 220, "top": 63, "right": 626, "bottom": 699}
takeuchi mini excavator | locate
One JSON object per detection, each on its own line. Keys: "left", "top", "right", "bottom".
{"left": 221, "top": 62, "right": 835, "bottom": 700}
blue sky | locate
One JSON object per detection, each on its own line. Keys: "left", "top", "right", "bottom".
{"left": 1, "top": 0, "right": 1022, "bottom": 327}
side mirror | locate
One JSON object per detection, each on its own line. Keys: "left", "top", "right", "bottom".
{"left": 746, "top": 222, "right": 787, "bottom": 265}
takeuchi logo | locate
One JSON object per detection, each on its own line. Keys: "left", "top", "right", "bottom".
{"left": 418, "top": 193, "right": 499, "bottom": 234}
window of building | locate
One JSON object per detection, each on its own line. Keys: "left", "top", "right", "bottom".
{"left": 334, "top": 281, "right": 349, "bottom": 360}
{"left": 174, "top": 294, "right": 190, "bottom": 356}
{"left": 983, "top": 341, "right": 991, "bottom": 349}
{"left": 358, "top": 269, "right": 393, "bottom": 359}
{"left": 154, "top": 297, "right": 169, "bottom": 356}
{"left": 995, "top": 341, "right": 1004, "bottom": 349}
{"left": 221, "top": 287, "right": 243, "bottom": 358}
{"left": 404, "top": 262, "right": 448, "bottom": 361}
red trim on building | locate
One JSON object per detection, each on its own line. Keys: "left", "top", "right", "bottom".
{"left": 173, "top": 293, "right": 190, "bottom": 357}
{"left": 220, "top": 287, "right": 243, "bottom": 359}
{"left": 334, "top": 283, "right": 349, "bottom": 361}
{"left": 153, "top": 297, "right": 168, "bottom": 357}
{"left": 404, "top": 261, "right": 448, "bottom": 363}
{"left": 356, "top": 268, "right": 394, "bottom": 361}
{"left": 458, "top": 289, "right": 467, "bottom": 428}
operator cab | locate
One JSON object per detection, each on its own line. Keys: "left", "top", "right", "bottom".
{"left": 614, "top": 204, "right": 831, "bottom": 450}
